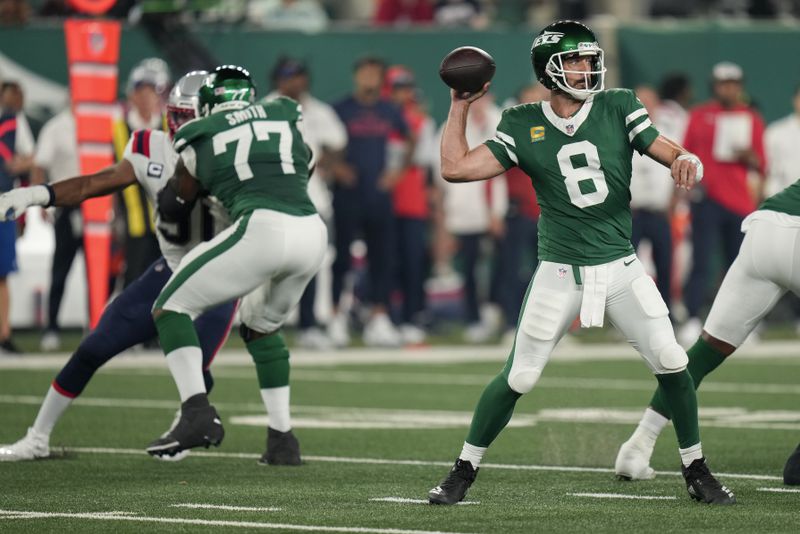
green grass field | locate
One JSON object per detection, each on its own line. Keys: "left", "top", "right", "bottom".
{"left": 1, "top": 341, "right": 799, "bottom": 533}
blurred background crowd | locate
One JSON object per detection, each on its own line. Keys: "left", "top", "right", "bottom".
{"left": 1, "top": 0, "right": 799, "bottom": 354}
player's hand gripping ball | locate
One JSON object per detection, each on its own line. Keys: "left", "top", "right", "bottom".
{"left": 439, "top": 46, "right": 496, "bottom": 96}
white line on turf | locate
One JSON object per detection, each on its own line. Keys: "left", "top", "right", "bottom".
{"left": 0, "top": 509, "right": 474, "bottom": 534}
{"left": 369, "top": 497, "right": 479, "bottom": 505}
{"left": 68, "top": 447, "right": 783, "bottom": 482}
{"left": 756, "top": 487, "right": 800, "bottom": 493}
{"left": 171, "top": 504, "right": 282, "bottom": 512}
{"left": 567, "top": 493, "right": 677, "bottom": 500}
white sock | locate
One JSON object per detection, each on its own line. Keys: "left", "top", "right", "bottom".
{"left": 31, "top": 386, "right": 73, "bottom": 437}
{"left": 165, "top": 346, "right": 206, "bottom": 402}
{"left": 459, "top": 442, "right": 487, "bottom": 468}
{"left": 680, "top": 442, "right": 703, "bottom": 467}
{"left": 261, "top": 386, "right": 291, "bottom": 432}
{"left": 631, "top": 408, "right": 670, "bottom": 450}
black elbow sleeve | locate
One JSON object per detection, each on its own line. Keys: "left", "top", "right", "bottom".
{"left": 157, "top": 180, "right": 196, "bottom": 224}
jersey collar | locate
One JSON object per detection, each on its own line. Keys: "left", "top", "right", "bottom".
{"left": 541, "top": 95, "right": 594, "bottom": 137}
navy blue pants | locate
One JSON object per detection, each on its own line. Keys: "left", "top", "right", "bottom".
{"left": 493, "top": 215, "right": 538, "bottom": 329}
{"left": 331, "top": 194, "right": 395, "bottom": 309}
{"left": 395, "top": 216, "right": 427, "bottom": 324}
{"left": 53, "top": 257, "right": 236, "bottom": 398}
{"left": 684, "top": 197, "right": 745, "bottom": 318}
{"left": 456, "top": 233, "right": 483, "bottom": 324}
{"left": 632, "top": 209, "right": 673, "bottom": 314}
{"left": 298, "top": 277, "right": 317, "bottom": 329}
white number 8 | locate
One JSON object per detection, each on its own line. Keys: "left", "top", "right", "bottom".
{"left": 557, "top": 140, "right": 608, "bottom": 208}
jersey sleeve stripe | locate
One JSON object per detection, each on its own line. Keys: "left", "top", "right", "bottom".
{"left": 625, "top": 108, "right": 648, "bottom": 126}
{"left": 492, "top": 134, "right": 517, "bottom": 157}
{"left": 495, "top": 131, "right": 516, "bottom": 147}
{"left": 504, "top": 146, "right": 518, "bottom": 165}
{"left": 142, "top": 130, "right": 152, "bottom": 158}
{"left": 628, "top": 118, "right": 653, "bottom": 142}
{"left": 132, "top": 130, "right": 141, "bottom": 155}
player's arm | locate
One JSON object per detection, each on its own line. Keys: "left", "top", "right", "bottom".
{"left": 440, "top": 83, "right": 505, "bottom": 183}
{"left": 644, "top": 134, "right": 703, "bottom": 191}
{"left": 0, "top": 160, "right": 136, "bottom": 221}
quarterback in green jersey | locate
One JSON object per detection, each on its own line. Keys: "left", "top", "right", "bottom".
{"left": 146, "top": 66, "right": 327, "bottom": 462}
{"left": 617, "top": 179, "right": 800, "bottom": 486}
{"left": 428, "top": 20, "right": 735, "bottom": 506}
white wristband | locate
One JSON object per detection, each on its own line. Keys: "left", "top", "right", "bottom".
{"left": 30, "top": 185, "right": 52, "bottom": 206}
{"left": 677, "top": 154, "right": 703, "bottom": 182}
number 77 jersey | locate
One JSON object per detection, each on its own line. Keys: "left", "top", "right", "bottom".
{"left": 173, "top": 96, "right": 317, "bottom": 221}
{"left": 485, "top": 88, "right": 660, "bottom": 266}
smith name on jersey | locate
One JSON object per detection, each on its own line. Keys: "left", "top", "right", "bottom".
{"left": 122, "top": 129, "right": 221, "bottom": 270}
{"left": 172, "top": 96, "right": 316, "bottom": 221}
{"left": 485, "top": 88, "right": 660, "bottom": 266}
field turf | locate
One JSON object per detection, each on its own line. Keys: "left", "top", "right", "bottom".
{"left": 1, "top": 341, "right": 798, "bottom": 533}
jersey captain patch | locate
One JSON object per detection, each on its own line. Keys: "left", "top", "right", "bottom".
{"left": 147, "top": 161, "right": 164, "bottom": 178}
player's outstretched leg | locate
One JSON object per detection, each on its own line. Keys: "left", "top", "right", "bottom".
{"left": 428, "top": 373, "right": 521, "bottom": 504}
{"left": 615, "top": 336, "right": 728, "bottom": 480}
{"left": 783, "top": 443, "right": 800, "bottom": 485}
{"left": 147, "top": 310, "right": 224, "bottom": 458}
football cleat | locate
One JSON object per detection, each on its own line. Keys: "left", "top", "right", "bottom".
{"left": 152, "top": 410, "right": 190, "bottom": 462}
{"left": 0, "top": 427, "right": 49, "bottom": 461}
{"left": 681, "top": 457, "right": 736, "bottom": 505}
{"left": 615, "top": 437, "right": 656, "bottom": 481}
{"left": 258, "top": 427, "right": 302, "bottom": 466}
{"left": 783, "top": 442, "right": 800, "bottom": 485}
{"left": 146, "top": 394, "right": 224, "bottom": 458}
{"left": 428, "top": 459, "right": 479, "bottom": 505}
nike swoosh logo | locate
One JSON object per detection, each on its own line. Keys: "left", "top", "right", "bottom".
{"left": 623, "top": 259, "right": 635, "bottom": 266}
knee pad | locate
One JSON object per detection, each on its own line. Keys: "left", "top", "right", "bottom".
{"left": 507, "top": 366, "right": 542, "bottom": 394}
{"left": 657, "top": 343, "right": 688, "bottom": 373}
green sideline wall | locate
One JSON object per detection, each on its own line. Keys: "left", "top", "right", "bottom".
{"left": 1, "top": 22, "right": 798, "bottom": 123}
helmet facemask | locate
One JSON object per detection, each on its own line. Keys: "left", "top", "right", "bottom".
{"left": 166, "top": 70, "right": 207, "bottom": 137}
{"left": 166, "top": 104, "right": 197, "bottom": 137}
{"left": 545, "top": 45, "right": 606, "bottom": 101}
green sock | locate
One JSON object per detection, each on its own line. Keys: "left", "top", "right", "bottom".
{"left": 155, "top": 310, "right": 200, "bottom": 354}
{"left": 655, "top": 370, "right": 700, "bottom": 449}
{"left": 247, "top": 333, "right": 290, "bottom": 389}
{"left": 465, "top": 373, "right": 522, "bottom": 448}
{"left": 650, "top": 337, "right": 727, "bottom": 417}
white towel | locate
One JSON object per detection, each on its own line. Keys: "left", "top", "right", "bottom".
{"left": 579, "top": 264, "right": 608, "bottom": 328}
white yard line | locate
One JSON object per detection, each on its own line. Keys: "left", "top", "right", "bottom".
{"left": 0, "top": 509, "right": 474, "bottom": 534}
{"left": 567, "top": 492, "right": 677, "bottom": 500}
{"left": 1, "top": 341, "right": 798, "bottom": 370}
{"left": 171, "top": 504, "right": 282, "bottom": 512}
{"left": 67, "top": 446, "right": 783, "bottom": 482}
{"left": 370, "top": 497, "right": 479, "bottom": 505}
{"left": 756, "top": 487, "right": 800, "bottom": 493}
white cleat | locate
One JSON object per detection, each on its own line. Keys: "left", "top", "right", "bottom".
{"left": 0, "top": 428, "right": 50, "bottom": 461}
{"left": 327, "top": 313, "right": 351, "bottom": 348}
{"left": 296, "top": 327, "right": 334, "bottom": 351}
{"left": 615, "top": 437, "right": 656, "bottom": 481}
{"left": 363, "top": 313, "right": 402, "bottom": 348}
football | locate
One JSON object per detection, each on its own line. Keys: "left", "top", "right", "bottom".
{"left": 438, "top": 46, "right": 496, "bottom": 94}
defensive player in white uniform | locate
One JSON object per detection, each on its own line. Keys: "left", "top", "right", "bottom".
{"left": 616, "top": 178, "right": 800, "bottom": 486}
{"left": 0, "top": 72, "right": 242, "bottom": 462}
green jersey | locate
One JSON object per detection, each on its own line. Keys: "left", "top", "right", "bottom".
{"left": 173, "top": 96, "right": 316, "bottom": 220}
{"left": 485, "top": 89, "right": 660, "bottom": 266}
{"left": 759, "top": 178, "right": 800, "bottom": 216}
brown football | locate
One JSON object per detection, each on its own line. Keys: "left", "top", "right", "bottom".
{"left": 439, "top": 46, "right": 496, "bottom": 94}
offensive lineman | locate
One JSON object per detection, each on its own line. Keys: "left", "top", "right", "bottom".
{"left": 427, "top": 21, "right": 735, "bottom": 505}
{"left": 615, "top": 178, "right": 800, "bottom": 486}
{"left": 0, "top": 72, "right": 242, "bottom": 462}
{"left": 145, "top": 66, "right": 327, "bottom": 460}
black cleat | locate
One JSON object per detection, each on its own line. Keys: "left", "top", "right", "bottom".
{"left": 783, "top": 443, "right": 800, "bottom": 485}
{"left": 681, "top": 457, "right": 736, "bottom": 505}
{"left": 428, "top": 459, "right": 478, "bottom": 505}
{"left": 146, "top": 394, "right": 224, "bottom": 458}
{"left": 258, "top": 427, "right": 302, "bottom": 466}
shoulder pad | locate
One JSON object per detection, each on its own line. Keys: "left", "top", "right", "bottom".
{"left": 173, "top": 117, "right": 207, "bottom": 153}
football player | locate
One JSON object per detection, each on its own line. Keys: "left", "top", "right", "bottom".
{"left": 427, "top": 20, "right": 735, "bottom": 505}
{"left": 616, "top": 178, "right": 800, "bottom": 486}
{"left": 145, "top": 66, "right": 326, "bottom": 463}
{"left": 0, "top": 71, "right": 239, "bottom": 462}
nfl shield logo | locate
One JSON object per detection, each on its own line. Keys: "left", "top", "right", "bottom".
{"left": 557, "top": 266, "right": 568, "bottom": 279}
{"left": 566, "top": 124, "right": 574, "bottom": 134}
{"left": 88, "top": 30, "right": 106, "bottom": 54}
